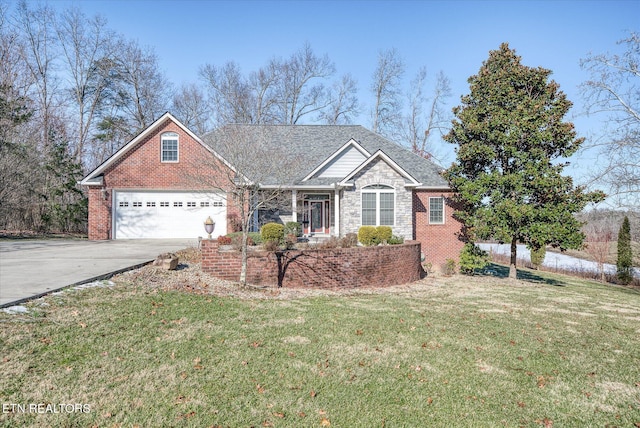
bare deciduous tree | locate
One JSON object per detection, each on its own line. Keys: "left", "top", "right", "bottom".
{"left": 580, "top": 31, "right": 640, "bottom": 208}
{"left": 584, "top": 224, "right": 614, "bottom": 282}
{"left": 15, "top": 0, "right": 60, "bottom": 151}
{"left": 370, "top": 48, "right": 404, "bottom": 136}
{"left": 200, "top": 61, "right": 254, "bottom": 126}
{"left": 195, "top": 125, "right": 302, "bottom": 285}
{"left": 201, "top": 43, "right": 339, "bottom": 126}
{"left": 319, "top": 73, "right": 360, "bottom": 125}
{"left": 274, "top": 42, "right": 335, "bottom": 124}
{"left": 1, "top": 2, "right": 37, "bottom": 230}
{"left": 248, "top": 61, "right": 280, "bottom": 124}
{"left": 399, "top": 68, "right": 451, "bottom": 160}
{"left": 110, "top": 37, "right": 171, "bottom": 131}
{"left": 56, "top": 6, "right": 114, "bottom": 164}
{"left": 88, "top": 37, "right": 171, "bottom": 166}
{"left": 172, "top": 82, "right": 212, "bottom": 135}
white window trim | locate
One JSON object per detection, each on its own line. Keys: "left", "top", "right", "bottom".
{"left": 361, "top": 185, "right": 395, "bottom": 226}
{"left": 161, "top": 132, "right": 179, "bottom": 163}
{"left": 429, "top": 196, "right": 445, "bottom": 224}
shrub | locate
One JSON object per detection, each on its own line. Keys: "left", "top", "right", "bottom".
{"left": 529, "top": 246, "right": 546, "bottom": 270}
{"left": 443, "top": 258, "right": 457, "bottom": 276}
{"left": 284, "top": 221, "right": 302, "bottom": 237}
{"left": 459, "top": 243, "right": 488, "bottom": 275}
{"left": 248, "top": 232, "right": 262, "bottom": 245}
{"left": 260, "top": 222, "right": 284, "bottom": 243}
{"left": 422, "top": 262, "right": 434, "bottom": 274}
{"left": 227, "top": 232, "right": 260, "bottom": 247}
{"left": 226, "top": 213, "right": 241, "bottom": 232}
{"left": 376, "top": 226, "right": 393, "bottom": 243}
{"left": 284, "top": 233, "right": 297, "bottom": 250}
{"left": 617, "top": 216, "right": 633, "bottom": 284}
{"left": 358, "top": 226, "right": 378, "bottom": 246}
{"left": 217, "top": 235, "right": 232, "bottom": 245}
{"left": 340, "top": 233, "right": 358, "bottom": 248}
{"left": 318, "top": 236, "right": 340, "bottom": 249}
{"left": 263, "top": 239, "right": 279, "bottom": 251}
{"left": 387, "top": 235, "right": 404, "bottom": 245}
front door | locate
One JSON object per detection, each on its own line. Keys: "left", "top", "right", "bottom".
{"left": 310, "top": 201, "right": 324, "bottom": 234}
{"left": 303, "top": 194, "right": 330, "bottom": 235}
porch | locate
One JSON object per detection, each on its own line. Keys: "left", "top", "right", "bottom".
{"left": 257, "top": 189, "right": 341, "bottom": 237}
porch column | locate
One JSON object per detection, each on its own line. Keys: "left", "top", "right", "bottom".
{"left": 334, "top": 186, "right": 340, "bottom": 237}
{"left": 251, "top": 191, "right": 259, "bottom": 232}
{"left": 291, "top": 190, "right": 297, "bottom": 223}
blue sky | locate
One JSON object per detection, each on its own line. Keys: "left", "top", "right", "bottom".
{"left": 32, "top": 0, "right": 640, "bottom": 189}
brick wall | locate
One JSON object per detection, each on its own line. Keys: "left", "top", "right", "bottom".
{"left": 413, "top": 190, "right": 465, "bottom": 270}
{"left": 201, "top": 240, "right": 424, "bottom": 288}
{"left": 87, "top": 117, "right": 238, "bottom": 239}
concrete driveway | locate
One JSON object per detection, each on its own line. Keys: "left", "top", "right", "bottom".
{"left": 0, "top": 239, "right": 195, "bottom": 307}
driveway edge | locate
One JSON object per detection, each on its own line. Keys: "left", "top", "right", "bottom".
{"left": 0, "top": 260, "right": 153, "bottom": 309}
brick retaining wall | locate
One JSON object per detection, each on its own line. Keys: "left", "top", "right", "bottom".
{"left": 201, "top": 240, "right": 424, "bottom": 288}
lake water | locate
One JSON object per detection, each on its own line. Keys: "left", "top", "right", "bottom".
{"left": 477, "top": 243, "right": 639, "bottom": 278}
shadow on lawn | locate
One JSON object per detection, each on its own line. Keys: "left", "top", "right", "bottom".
{"left": 482, "top": 263, "right": 566, "bottom": 286}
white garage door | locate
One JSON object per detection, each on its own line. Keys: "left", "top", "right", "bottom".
{"left": 114, "top": 191, "right": 227, "bottom": 239}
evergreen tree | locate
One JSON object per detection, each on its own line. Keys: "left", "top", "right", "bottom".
{"left": 444, "top": 43, "right": 604, "bottom": 279}
{"left": 41, "top": 136, "right": 88, "bottom": 233}
{"left": 616, "top": 216, "right": 633, "bottom": 284}
{"left": 459, "top": 243, "right": 489, "bottom": 275}
{"left": 0, "top": 84, "right": 35, "bottom": 229}
{"left": 530, "top": 245, "right": 546, "bottom": 270}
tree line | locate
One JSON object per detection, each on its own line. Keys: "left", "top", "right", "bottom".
{"left": 1, "top": 1, "right": 637, "bottom": 240}
{"left": 0, "top": 1, "right": 450, "bottom": 233}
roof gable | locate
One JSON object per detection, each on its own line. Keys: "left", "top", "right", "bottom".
{"left": 303, "top": 138, "right": 370, "bottom": 181}
{"left": 80, "top": 112, "right": 224, "bottom": 185}
{"left": 339, "top": 150, "right": 422, "bottom": 187}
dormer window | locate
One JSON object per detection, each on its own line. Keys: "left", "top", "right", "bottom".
{"left": 161, "top": 132, "right": 179, "bottom": 162}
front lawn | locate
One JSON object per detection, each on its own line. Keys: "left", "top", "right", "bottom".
{"left": 1, "top": 266, "right": 639, "bottom": 427}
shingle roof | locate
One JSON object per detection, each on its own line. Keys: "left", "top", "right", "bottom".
{"left": 203, "top": 125, "right": 449, "bottom": 188}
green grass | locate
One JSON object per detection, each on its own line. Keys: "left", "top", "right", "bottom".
{"left": 1, "top": 268, "right": 639, "bottom": 427}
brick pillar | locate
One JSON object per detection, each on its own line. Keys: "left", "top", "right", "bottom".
{"left": 88, "top": 187, "right": 111, "bottom": 240}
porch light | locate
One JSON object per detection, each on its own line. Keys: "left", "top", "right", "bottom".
{"left": 204, "top": 216, "right": 215, "bottom": 239}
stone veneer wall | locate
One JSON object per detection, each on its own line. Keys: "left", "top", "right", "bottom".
{"left": 341, "top": 158, "right": 413, "bottom": 239}
{"left": 201, "top": 240, "right": 423, "bottom": 288}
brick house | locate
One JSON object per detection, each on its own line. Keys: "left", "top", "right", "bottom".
{"left": 81, "top": 112, "right": 464, "bottom": 268}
